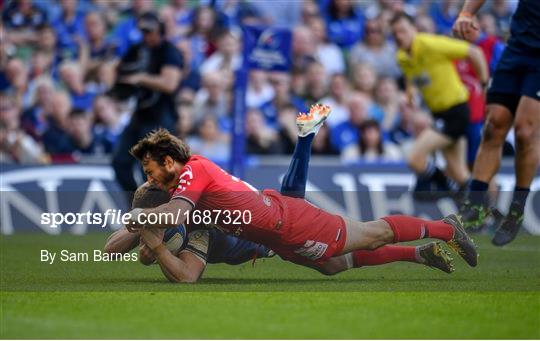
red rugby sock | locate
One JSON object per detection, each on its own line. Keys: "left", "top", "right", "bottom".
{"left": 353, "top": 245, "right": 418, "bottom": 266}
{"left": 381, "top": 215, "right": 454, "bottom": 242}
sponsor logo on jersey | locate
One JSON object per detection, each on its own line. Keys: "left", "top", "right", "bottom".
{"left": 294, "top": 240, "right": 328, "bottom": 260}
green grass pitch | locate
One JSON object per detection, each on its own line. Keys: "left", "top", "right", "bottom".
{"left": 1, "top": 233, "right": 539, "bottom": 339}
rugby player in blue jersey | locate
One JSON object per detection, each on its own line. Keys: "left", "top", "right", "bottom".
{"left": 453, "top": 0, "right": 540, "bottom": 246}
{"left": 105, "top": 106, "right": 455, "bottom": 282}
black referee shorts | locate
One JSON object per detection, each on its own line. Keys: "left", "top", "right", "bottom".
{"left": 432, "top": 102, "right": 470, "bottom": 140}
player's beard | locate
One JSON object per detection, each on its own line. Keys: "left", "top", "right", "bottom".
{"left": 161, "top": 169, "right": 177, "bottom": 190}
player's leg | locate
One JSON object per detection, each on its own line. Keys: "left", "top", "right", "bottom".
{"left": 407, "top": 128, "right": 455, "bottom": 198}
{"left": 340, "top": 214, "right": 477, "bottom": 267}
{"left": 442, "top": 137, "right": 470, "bottom": 187}
{"left": 493, "top": 95, "right": 540, "bottom": 246}
{"left": 316, "top": 242, "right": 454, "bottom": 275}
{"left": 280, "top": 104, "right": 330, "bottom": 198}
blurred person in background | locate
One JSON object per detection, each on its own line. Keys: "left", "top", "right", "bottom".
{"left": 92, "top": 95, "right": 129, "bottom": 153}
{"left": 260, "top": 72, "right": 307, "bottom": 130}
{"left": 187, "top": 115, "right": 230, "bottom": 163}
{"left": 414, "top": 14, "right": 436, "bottom": 34}
{"left": 21, "top": 76, "right": 55, "bottom": 140}
{"left": 193, "top": 71, "right": 230, "bottom": 121}
{"left": 2, "top": 58, "right": 30, "bottom": 109}
{"left": 0, "top": 93, "right": 49, "bottom": 164}
{"left": 250, "top": 0, "right": 301, "bottom": 29}
{"left": 292, "top": 25, "right": 317, "bottom": 72}
{"left": 320, "top": 73, "right": 350, "bottom": 128}
{"left": 111, "top": 12, "right": 183, "bottom": 201}
{"left": 111, "top": 0, "right": 154, "bottom": 57}
{"left": 66, "top": 109, "right": 99, "bottom": 155}
{"left": 83, "top": 11, "right": 119, "bottom": 77}
{"left": 391, "top": 12, "right": 488, "bottom": 200}
{"left": 301, "top": 61, "right": 328, "bottom": 108}
{"left": 246, "top": 70, "right": 274, "bottom": 109}
{"left": 350, "top": 62, "right": 377, "bottom": 97}
{"left": 307, "top": 16, "right": 345, "bottom": 75}
{"left": 199, "top": 29, "right": 241, "bottom": 78}
{"left": 372, "top": 76, "right": 402, "bottom": 134}
{"left": 2, "top": 0, "right": 48, "bottom": 46}
{"left": 428, "top": 0, "right": 461, "bottom": 35}
{"left": 349, "top": 17, "right": 401, "bottom": 78}
{"left": 330, "top": 92, "right": 370, "bottom": 152}
{"left": 176, "top": 103, "right": 194, "bottom": 140}
{"left": 185, "top": 6, "right": 219, "bottom": 70}
{"left": 51, "top": 0, "right": 87, "bottom": 60}
{"left": 59, "top": 61, "right": 97, "bottom": 111}
{"left": 324, "top": 0, "right": 364, "bottom": 49}
{"left": 311, "top": 124, "right": 338, "bottom": 156}
{"left": 487, "top": 0, "right": 515, "bottom": 39}
{"left": 245, "top": 108, "right": 281, "bottom": 155}
{"left": 301, "top": 0, "right": 321, "bottom": 26}
{"left": 341, "top": 119, "right": 402, "bottom": 163}
{"left": 42, "top": 90, "right": 73, "bottom": 156}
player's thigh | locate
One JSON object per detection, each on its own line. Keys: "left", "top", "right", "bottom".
{"left": 409, "top": 128, "right": 453, "bottom": 160}
{"left": 514, "top": 96, "right": 540, "bottom": 145}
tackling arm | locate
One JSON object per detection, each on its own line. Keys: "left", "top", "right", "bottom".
{"left": 104, "top": 227, "right": 140, "bottom": 255}
{"left": 153, "top": 245, "right": 206, "bottom": 283}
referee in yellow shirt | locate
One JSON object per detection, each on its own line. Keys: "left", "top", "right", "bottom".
{"left": 390, "top": 12, "right": 489, "bottom": 200}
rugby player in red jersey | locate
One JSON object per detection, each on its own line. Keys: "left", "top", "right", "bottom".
{"left": 127, "top": 105, "right": 478, "bottom": 275}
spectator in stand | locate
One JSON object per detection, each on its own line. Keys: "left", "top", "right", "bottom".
{"left": 175, "top": 39, "right": 200, "bottom": 104}
{"left": 159, "top": 0, "right": 193, "bottom": 41}
{"left": 111, "top": 0, "right": 154, "bottom": 57}
{"left": 372, "top": 77, "right": 402, "bottom": 134}
{"left": 260, "top": 72, "right": 307, "bottom": 129}
{"left": 477, "top": 12, "right": 498, "bottom": 37}
{"left": 193, "top": 71, "right": 230, "bottom": 122}
{"left": 0, "top": 93, "right": 49, "bottom": 164}
{"left": 42, "top": 90, "right": 72, "bottom": 155}
{"left": 3, "top": 58, "right": 30, "bottom": 109}
{"left": 21, "top": 76, "right": 55, "bottom": 140}
{"left": 321, "top": 73, "right": 350, "bottom": 128}
{"left": 66, "top": 109, "right": 99, "bottom": 155}
{"left": 301, "top": 0, "right": 321, "bottom": 26}
{"left": 330, "top": 92, "right": 371, "bottom": 152}
{"left": 245, "top": 108, "right": 281, "bottom": 155}
{"left": 351, "top": 62, "right": 377, "bottom": 96}
{"left": 92, "top": 95, "right": 128, "bottom": 153}
{"left": 428, "top": 0, "right": 460, "bottom": 35}
{"left": 186, "top": 6, "right": 219, "bottom": 70}
{"left": 349, "top": 17, "right": 401, "bottom": 78}
{"left": 415, "top": 14, "right": 436, "bottom": 34}
{"left": 59, "top": 61, "right": 97, "bottom": 111}
{"left": 187, "top": 115, "right": 230, "bottom": 162}
{"left": 250, "top": 0, "right": 302, "bottom": 28}
{"left": 277, "top": 104, "right": 300, "bottom": 154}
{"left": 312, "top": 124, "right": 338, "bottom": 155}
{"left": 33, "top": 24, "right": 60, "bottom": 77}
{"left": 341, "top": 119, "right": 402, "bottom": 163}
{"left": 51, "top": 0, "right": 87, "bottom": 61}
{"left": 292, "top": 25, "right": 317, "bottom": 72}
{"left": 246, "top": 70, "right": 274, "bottom": 109}
{"left": 176, "top": 103, "right": 194, "bottom": 140}
{"left": 324, "top": 0, "right": 364, "bottom": 49}
{"left": 83, "top": 11, "right": 118, "bottom": 76}
{"left": 488, "top": 0, "right": 515, "bottom": 39}
{"left": 308, "top": 16, "right": 345, "bottom": 75}
{"left": 200, "top": 29, "right": 242, "bottom": 82}
{"left": 302, "top": 61, "right": 328, "bottom": 108}
{"left": 2, "top": 0, "right": 48, "bottom": 46}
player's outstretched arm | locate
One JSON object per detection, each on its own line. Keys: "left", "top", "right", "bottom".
{"left": 453, "top": 0, "right": 486, "bottom": 39}
{"left": 104, "top": 227, "right": 140, "bottom": 255}
{"left": 467, "top": 45, "right": 490, "bottom": 87}
{"left": 140, "top": 227, "right": 205, "bottom": 283}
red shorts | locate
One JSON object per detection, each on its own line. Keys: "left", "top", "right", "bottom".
{"left": 264, "top": 192, "right": 347, "bottom": 267}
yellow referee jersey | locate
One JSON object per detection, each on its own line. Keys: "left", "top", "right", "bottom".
{"left": 396, "top": 33, "right": 471, "bottom": 113}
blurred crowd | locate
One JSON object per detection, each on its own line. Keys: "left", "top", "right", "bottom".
{"left": 0, "top": 0, "right": 517, "bottom": 165}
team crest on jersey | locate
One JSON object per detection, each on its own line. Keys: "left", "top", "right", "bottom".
{"left": 176, "top": 165, "right": 193, "bottom": 193}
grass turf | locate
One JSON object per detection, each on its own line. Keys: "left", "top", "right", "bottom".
{"left": 1, "top": 233, "right": 539, "bottom": 339}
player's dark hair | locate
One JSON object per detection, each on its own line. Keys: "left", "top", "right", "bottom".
{"left": 390, "top": 12, "right": 414, "bottom": 26}
{"left": 132, "top": 183, "right": 171, "bottom": 209}
{"left": 359, "top": 119, "right": 384, "bottom": 156}
{"left": 130, "top": 128, "right": 191, "bottom": 165}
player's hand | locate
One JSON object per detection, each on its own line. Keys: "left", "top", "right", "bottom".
{"left": 139, "top": 243, "right": 156, "bottom": 265}
{"left": 126, "top": 208, "right": 144, "bottom": 233}
{"left": 452, "top": 13, "right": 479, "bottom": 40}
{"left": 140, "top": 227, "right": 164, "bottom": 251}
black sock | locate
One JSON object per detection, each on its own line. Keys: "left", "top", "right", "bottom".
{"left": 509, "top": 186, "right": 530, "bottom": 215}
{"left": 468, "top": 179, "right": 489, "bottom": 207}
